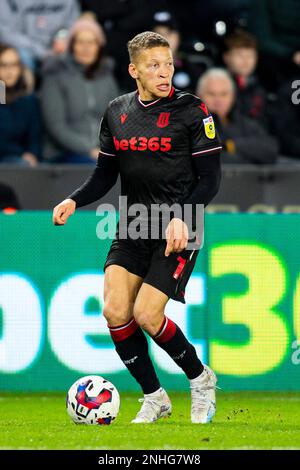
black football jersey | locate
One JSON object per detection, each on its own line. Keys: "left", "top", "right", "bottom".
{"left": 99, "top": 86, "right": 222, "bottom": 210}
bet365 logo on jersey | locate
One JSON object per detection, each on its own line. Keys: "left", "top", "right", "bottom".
{"left": 113, "top": 136, "right": 172, "bottom": 152}
{"left": 203, "top": 116, "right": 216, "bottom": 139}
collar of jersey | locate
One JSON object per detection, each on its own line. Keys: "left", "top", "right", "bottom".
{"left": 136, "top": 86, "right": 175, "bottom": 108}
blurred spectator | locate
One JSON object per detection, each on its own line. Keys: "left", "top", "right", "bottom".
{"left": 0, "top": 0, "right": 80, "bottom": 70}
{"left": 197, "top": 68, "right": 278, "bottom": 164}
{"left": 0, "top": 44, "right": 41, "bottom": 166}
{"left": 223, "top": 30, "right": 267, "bottom": 124}
{"left": 43, "top": 14, "right": 100, "bottom": 72}
{"left": 152, "top": 12, "right": 204, "bottom": 92}
{"left": 47, "top": 12, "right": 100, "bottom": 65}
{"left": 248, "top": 0, "right": 300, "bottom": 92}
{"left": 274, "top": 78, "right": 300, "bottom": 159}
{"left": 40, "top": 19, "right": 120, "bottom": 163}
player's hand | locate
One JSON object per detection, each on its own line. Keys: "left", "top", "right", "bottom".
{"left": 52, "top": 198, "right": 76, "bottom": 226}
{"left": 165, "top": 218, "right": 189, "bottom": 257}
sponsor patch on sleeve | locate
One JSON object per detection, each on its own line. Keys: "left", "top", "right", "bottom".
{"left": 203, "top": 116, "right": 216, "bottom": 139}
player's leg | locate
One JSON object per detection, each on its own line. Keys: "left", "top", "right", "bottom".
{"left": 134, "top": 283, "right": 204, "bottom": 382}
{"left": 113, "top": 285, "right": 169, "bottom": 424}
{"left": 136, "top": 246, "right": 217, "bottom": 424}
{"left": 132, "top": 282, "right": 205, "bottom": 424}
{"left": 103, "top": 265, "right": 161, "bottom": 396}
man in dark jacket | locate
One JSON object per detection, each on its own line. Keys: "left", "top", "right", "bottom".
{"left": 197, "top": 68, "right": 278, "bottom": 164}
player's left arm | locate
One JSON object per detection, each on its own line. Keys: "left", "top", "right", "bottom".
{"left": 182, "top": 153, "right": 221, "bottom": 207}
{"left": 165, "top": 156, "right": 221, "bottom": 257}
{"left": 165, "top": 100, "right": 222, "bottom": 256}
{"left": 183, "top": 99, "right": 222, "bottom": 206}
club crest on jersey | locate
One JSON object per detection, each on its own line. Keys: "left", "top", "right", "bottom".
{"left": 157, "top": 112, "right": 170, "bottom": 128}
{"left": 203, "top": 116, "right": 216, "bottom": 139}
{"left": 120, "top": 113, "right": 128, "bottom": 124}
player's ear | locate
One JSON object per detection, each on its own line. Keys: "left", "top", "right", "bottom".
{"left": 128, "top": 63, "right": 138, "bottom": 79}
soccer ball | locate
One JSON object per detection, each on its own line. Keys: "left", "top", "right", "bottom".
{"left": 66, "top": 375, "right": 120, "bottom": 425}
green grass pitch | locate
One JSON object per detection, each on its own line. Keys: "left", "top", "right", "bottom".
{"left": 1, "top": 392, "right": 300, "bottom": 450}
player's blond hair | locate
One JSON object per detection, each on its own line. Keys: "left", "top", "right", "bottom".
{"left": 127, "top": 31, "right": 170, "bottom": 63}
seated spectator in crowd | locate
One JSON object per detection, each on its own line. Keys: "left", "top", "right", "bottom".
{"left": 223, "top": 30, "right": 267, "bottom": 124}
{"left": 41, "top": 19, "right": 120, "bottom": 163}
{"left": 197, "top": 68, "right": 278, "bottom": 164}
{"left": 248, "top": 0, "right": 300, "bottom": 92}
{"left": 0, "top": 0, "right": 80, "bottom": 70}
{"left": 273, "top": 78, "right": 300, "bottom": 159}
{"left": 152, "top": 11, "right": 201, "bottom": 93}
{"left": 48, "top": 10, "right": 100, "bottom": 59}
{"left": 0, "top": 45, "right": 41, "bottom": 166}
{"left": 42, "top": 13, "right": 99, "bottom": 73}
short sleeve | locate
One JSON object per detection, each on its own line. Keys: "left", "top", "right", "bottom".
{"left": 188, "top": 100, "right": 222, "bottom": 157}
{"left": 99, "top": 108, "right": 117, "bottom": 157}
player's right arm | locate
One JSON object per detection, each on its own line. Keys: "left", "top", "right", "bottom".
{"left": 52, "top": 107, "right": 119, "bottom": 226}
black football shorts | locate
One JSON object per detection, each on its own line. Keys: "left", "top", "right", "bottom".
{"left": 103, "top": 233, "right": 199, "bottom": 304}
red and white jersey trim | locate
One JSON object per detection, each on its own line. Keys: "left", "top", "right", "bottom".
{"left": 192, "top": 146, "right": 222, "bottom": 156}
{"left": 137, "top": 94, "right": 161, "bottom": 107}
{"left": 99, "top": 150, "right": 116, "bottom": 156}
{"left": 136, "top": 86, "right": 175, "bottom": 108}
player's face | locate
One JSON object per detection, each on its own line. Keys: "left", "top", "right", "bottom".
{"left": 200, "top": 77, "right": 235, "bottom": 120}
{"left": 224, "top": 48, "right": 257, "bottom": 77}
{"left": 129, "top": 46, "right": 174, "bottom": 100}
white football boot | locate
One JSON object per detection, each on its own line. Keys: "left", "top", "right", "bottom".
{"left": 131, "top": 388, "right": 172, "bottom": 424}
{"left": 190, "top": 365, "right": 217, "bottom": 424}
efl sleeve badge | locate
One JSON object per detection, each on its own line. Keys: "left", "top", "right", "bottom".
{"left": 203, "top": 116, "right": 216, "bottom": 139}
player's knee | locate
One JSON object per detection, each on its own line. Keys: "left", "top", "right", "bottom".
{"left": 133, "top": 305, "right": 162, "bottom": 336}
{"left": 103, "top": 299, "right": 131, "bottom": 326}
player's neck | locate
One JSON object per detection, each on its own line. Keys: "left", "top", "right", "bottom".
{"left": 137, "top": 85, "right": 160, "bottom": 102}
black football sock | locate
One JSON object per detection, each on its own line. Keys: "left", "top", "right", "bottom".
{"left": 108, "top": 318, "right": 161, "bottom": 394}
{"left": 153, "top": 316, "right": 204, "bottom": 379}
